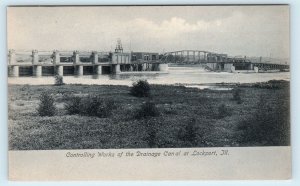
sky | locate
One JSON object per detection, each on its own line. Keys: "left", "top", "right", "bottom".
{"left": 7, "top": 6, "right": 289, "bottom": 58}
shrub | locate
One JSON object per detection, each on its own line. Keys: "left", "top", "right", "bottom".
{"left": 37, "top": 92, "right": 56, "bottom": 116}
{"left": 135, "top": 101, "right": 160, "bottom": 119}
{"left": 218, "top": 104, "right": 231, "bottom": 118}
{"left": 130, "top": 80, "right": 150, "bottom": 97}
{"left": 65, "top": 94, "right": 117, "bottom": 118}
{"left": 54, "top": 75, "right": 64, "bottom": 86}
{"left": 65, "top": 96, "right": 81, "bottom": 115}
{"left": 79, "top": 95, "right": 100, "bottom": 116}
{"left": 232, "top": 88, "right": 242, "bottom": 104}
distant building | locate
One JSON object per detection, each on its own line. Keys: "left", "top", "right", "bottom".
{"left": 131, "top": 52, "right": 159, "bottom": 62}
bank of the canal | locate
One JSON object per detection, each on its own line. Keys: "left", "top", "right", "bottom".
{"left": 8, "top": 80, "right": 290, "bottom": 150}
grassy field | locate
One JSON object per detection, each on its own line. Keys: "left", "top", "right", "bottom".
{"left": 8, "top": 81, "right": 290, "bottom": 150}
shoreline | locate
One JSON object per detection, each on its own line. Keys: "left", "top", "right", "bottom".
{"left": 8, "top": 80, "right": 290, "bottom": 92}
{"left": 118, "top": 71, "right": 169, "bottom": 75}
{"left": 8, "top": 78, "right": 290, "bottom": 87}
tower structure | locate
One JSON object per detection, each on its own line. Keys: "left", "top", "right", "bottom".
{"left": 115, "top": 38, "right": 123, "bottom": 53}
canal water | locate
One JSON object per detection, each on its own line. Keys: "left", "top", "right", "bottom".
{"left": 8, "top": 66, "right": 290, "bottom": 87}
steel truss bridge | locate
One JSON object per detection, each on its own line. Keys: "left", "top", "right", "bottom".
{"left": 160, "top": 50, "right": 289, "bottom": 71}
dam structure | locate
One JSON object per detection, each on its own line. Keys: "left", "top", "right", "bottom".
{"left": 7, "top": 50, "right": 168, "bottom": 77}
{"left": 7, "top": 40, "right": 168, "bottom": 77}
{"left": 8, "top": 46, "right": 289, "bottom": 77}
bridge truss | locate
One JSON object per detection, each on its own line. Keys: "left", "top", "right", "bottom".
{"left": 159, "top": 50, "right": 289, "bottom": 71}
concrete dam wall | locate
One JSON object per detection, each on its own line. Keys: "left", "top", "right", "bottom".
{"left": 7, "top": 50, "right": 168, "bottom": 77}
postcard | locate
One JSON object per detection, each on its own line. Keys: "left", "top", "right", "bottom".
{"left": 7, "top": 5, "right": 290, "bottom": 180}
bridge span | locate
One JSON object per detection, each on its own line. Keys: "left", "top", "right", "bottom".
{"left": 160, "top": 50, "right": 289, "bottom": 72}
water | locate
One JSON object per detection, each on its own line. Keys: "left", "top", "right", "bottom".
{"left": 185, "top": 85, "right": 233, "bottom": 90}
{"left": 8, "top": 66, "right": 290, "bottom": 87}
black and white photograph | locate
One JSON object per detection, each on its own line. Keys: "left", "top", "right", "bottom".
{"left": 7, "top": 5, "right": 291, "bottom": 180}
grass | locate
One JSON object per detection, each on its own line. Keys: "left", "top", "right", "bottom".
{"left": 8, "top": 81, "right": 290, "bottom": 150}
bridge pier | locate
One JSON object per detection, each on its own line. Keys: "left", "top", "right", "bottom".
{"left": 8, "top": 49, "right": 18, "bottom": 77}
{"left": 11, "top": 66, "right": 19, "bottom": 77}
{"left": 112, "top": 64, "right": 121, "bottom": 74}
{"left": 33, "top": 65, "right": 42, "bottom": 77}
{"left": 9, "top": 49, "right": 16, "bottom": 65}
{"left": 73, "top": 51, "right": 80, "bottom": 64}
{"left": 175, "top": 52, "right": 179, "bottom": 63}
{"left": 180, "top": 51, "right": 183, "bottom": 61}
{"left": 142, "top": 63, "right": 147, "bottom": 71}
{"left": 75, "top": 65, "right": 83, "bottom": 76}
{"left": 92, "top": 51, "right": 98, "bottom": 64}
{"left": 193, "top": 51, "right": 196, "bottom": 62}
{"left": 32, "top": 50, "right": 39, "bottom": 64}
{"left": 250, "top": 64, "right": 253, "bottom": 70}
{"left": 56, "top": 66, "right": 63, "bottom": 76}
{"left": 148, "top": 63, "right": 152, "bottom": 71}
{"left": 53, "top": 50, "right": 63, "bottom": 76}
{"left": 53, "top": 50, "right": 60, "bottom": 64}
{"left": 94, "top": 65, "right": 102, "bottom": 75}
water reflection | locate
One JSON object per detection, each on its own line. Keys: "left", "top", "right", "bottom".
{"left": 185, "top": 85, "right": 233, "bottom": 90}
{"left": 8, "top": 66, "right": 290, "bottom": 86}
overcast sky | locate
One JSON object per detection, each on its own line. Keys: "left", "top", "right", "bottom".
{"left": 7, "top": 6, "right": 289, "bottom": 58}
